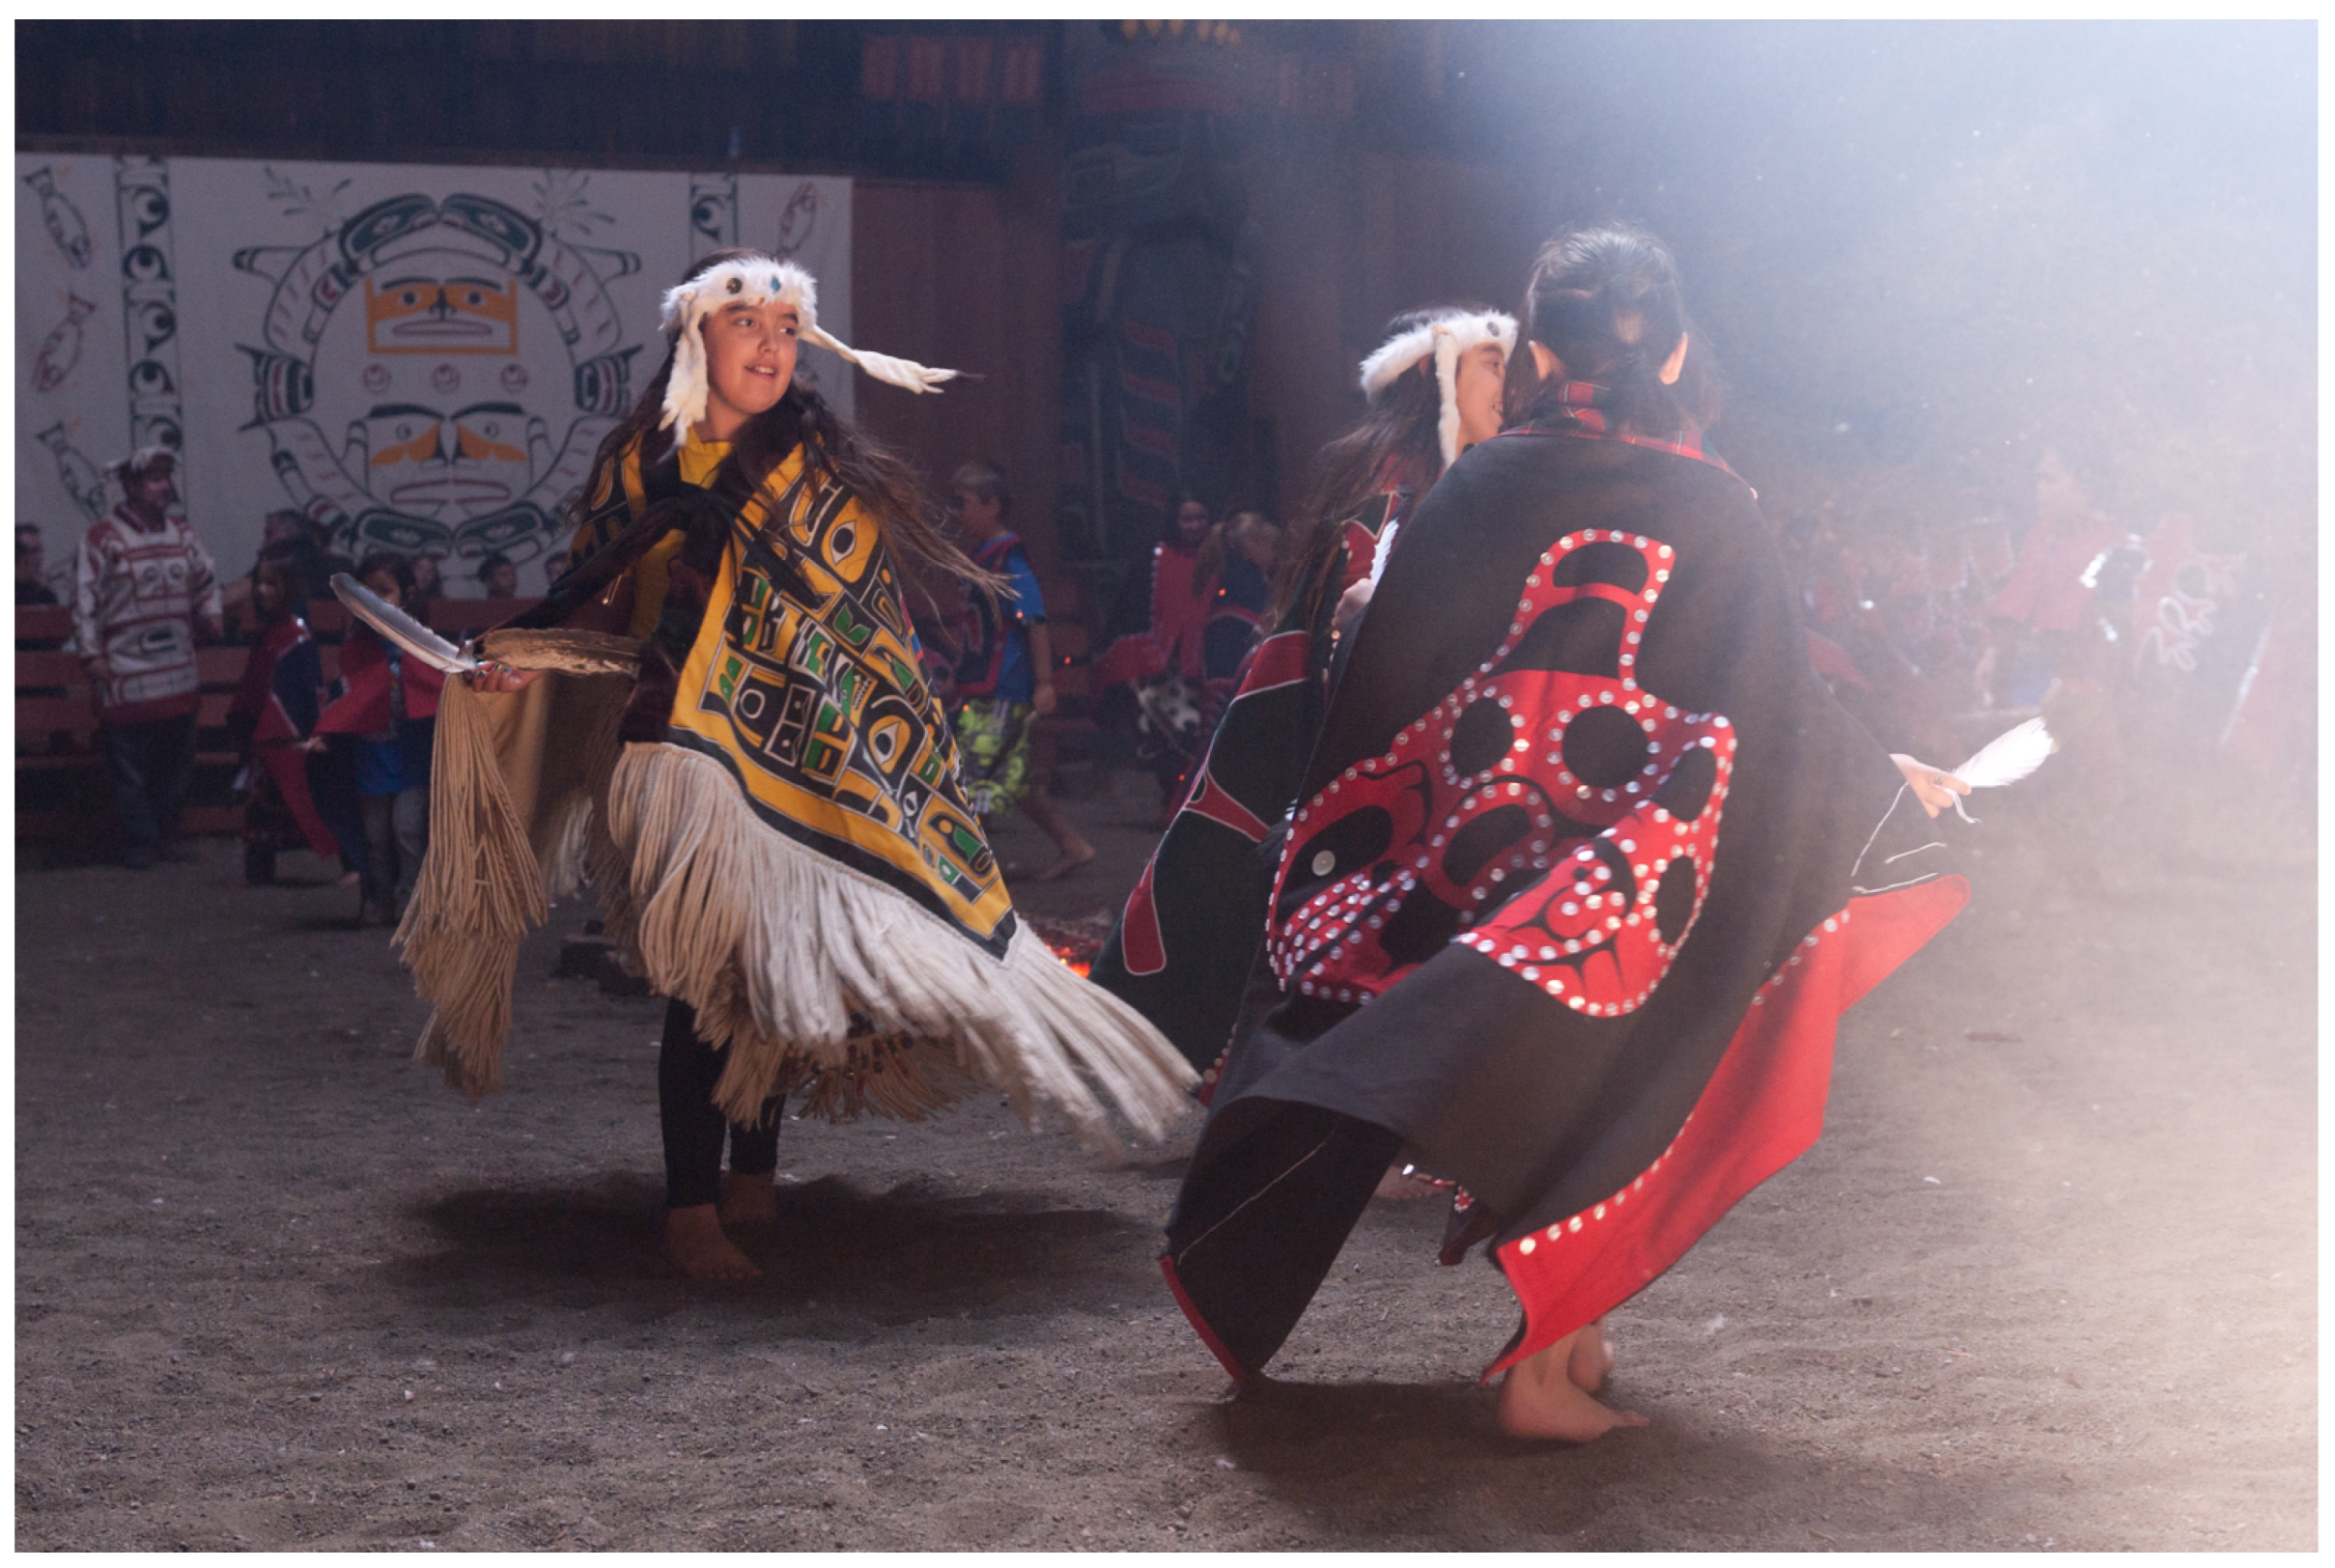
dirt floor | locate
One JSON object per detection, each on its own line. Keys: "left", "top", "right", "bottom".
{"left": 13, "top": 765, "right": 2316, "bottom": 1551}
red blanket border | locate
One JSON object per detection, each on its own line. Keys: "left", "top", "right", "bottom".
{"left": 1482, "top": 872, "right": 1970, "bottom": 1381}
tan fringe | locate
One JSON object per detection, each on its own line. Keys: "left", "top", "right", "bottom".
{"left": 396, "top": 672, "right": 548, "bottom": 1100}
{"left": 398, "top": 630, "right": 640, "bottom": 1098}
{"left": 604, "top": 742, "right": 1196, "bottom": 1155}
{"left": 773, "top": 1032, "right": 981, "bottom": 1124}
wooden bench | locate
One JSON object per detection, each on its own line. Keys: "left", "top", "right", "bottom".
{"left": 16, "top": 607, "right": 104, "bottom": 842}
{"left": 14, "top": 630, "right": 257, "bottom": 841}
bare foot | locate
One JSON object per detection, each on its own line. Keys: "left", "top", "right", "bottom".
{"left": 663, "top": 1204, "right": 760, "bottom": 1280}
{"left": 1372, "top": 1163, "right": 1447, "bottom": 1200}
{"left": 1035, "top": 841, "right": 1097, "bottom": 882}
{"left": 718, "top": 1171, "right": 779, "bottom": 1227}
{"left": 1497, "top": 1327, "right": 1648, "bottom": 1442}
{"left": 1568, "top": 1318, "right": 1616, "bottom": 1393}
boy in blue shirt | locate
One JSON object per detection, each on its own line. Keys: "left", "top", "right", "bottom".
{"left": 946, "top": 462, "right": 1096, "bottom": 881}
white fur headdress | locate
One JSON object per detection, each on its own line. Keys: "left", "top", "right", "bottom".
{"left": 658, "top": 254, "right": 961, "bottom": 432}
{"left": 1356, "top": 309, "right": 1519, "bottom": 468}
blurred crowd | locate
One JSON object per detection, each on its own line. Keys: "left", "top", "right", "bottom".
{"left": 16, "top": 450, "right": 519, "bottom": 913}
{"left": 19, "top": 432, "right": 2302, "bottom": 910}
{"left": 1774, "top": 438, "right": 2296, "bottom": 894}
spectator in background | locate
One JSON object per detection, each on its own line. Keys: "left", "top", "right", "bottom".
{"left": 1096, "top": 493, "right": 1220, "bottom": 820}
{"left": 316, "top": 551, "right": 441, "bottom": 926}
{"left": 1977, "top": 440, "right": 2132, "bottom": 903}
{"left": 222, "top": 511, "right": 315, "bottom": 641}
{"left": 1973, "top": 443, "right": 2119, "bottom": 711}
{"left": 408, "top": 551, "right": 445, "bottom": 624}
{"left": 72, "top": 448, "right": 222, "bottom": 868}
{"left": 477, "top": 551, "right": 520, "bottom": 600}
{"left": 1198, "top": 511, "right": 1280, "bottom": 741}
{"left": 258, "top": 512, "right": 354, "bottom": 605}
{"left": 226, "top": 556, "right": 341, "bottom": 886}
{"left": 16, "top": 523, "right": 58, "bottom": 605}
{"left": 943, "top": 462, "right": 1096, "bottom": 882}
{"left": 17, "top": 524, "right": 66, "bottom": 652}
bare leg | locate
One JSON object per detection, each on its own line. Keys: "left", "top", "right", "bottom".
{"left": 663, "top": 1204, "right": 760, "bottom": 1280}
{"left": 1497, "top": 1325, "right": 1647, "bottom": 1441}
{"left": 1021, "top": 791, "right": 1096, "bottom": 882}
{"left": 1568, "top": 1318, "right": 1616, "bottom": 1393}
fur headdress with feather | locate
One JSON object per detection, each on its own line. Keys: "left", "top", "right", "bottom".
{"left": 1357, "top": 309, "right": 1519, "bottom": 469}
{"left": 658, "top": 255, "right": 961, "bottom": 433}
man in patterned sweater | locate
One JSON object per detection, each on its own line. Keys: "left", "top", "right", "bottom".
{"left": 72, "top": 448, "right": 222, "bottom": 868}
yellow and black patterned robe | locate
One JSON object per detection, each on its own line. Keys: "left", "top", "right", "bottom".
{"left": 565, "top": 430, "right": 1016, "bottom": 956}
{"left": 406, "top": 422, "right": 1191, "bottom": 1147}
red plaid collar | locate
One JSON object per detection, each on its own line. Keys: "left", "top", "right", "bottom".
{"left": 1502, "top": 379, "right": 1746, "bottom": 488}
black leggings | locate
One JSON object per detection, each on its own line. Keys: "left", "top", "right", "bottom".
{"left": 658, "top": 998, "right": 782, "bottom": 1209}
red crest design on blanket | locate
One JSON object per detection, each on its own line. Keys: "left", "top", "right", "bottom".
{"left": 1268, "top": 528, "right": 1734, "bottom": 1017}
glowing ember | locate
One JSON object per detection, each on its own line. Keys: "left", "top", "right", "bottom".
{"left": 1025, "top": 916, "right": 1104, "bottom": 979}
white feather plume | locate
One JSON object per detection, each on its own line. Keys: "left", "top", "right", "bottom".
{"left": 803, "top": 325, "right": 960, "bottom": 395}
{"left": 1942, "top": 715, "right": 2054, "bottom": 822}
{"left": 1953, "top": 715, "right": 2054, "bottom": 789}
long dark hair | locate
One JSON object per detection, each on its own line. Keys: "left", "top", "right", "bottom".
{"left": 1511, "top": 224, "right": 1721, "bottom": 437}
{"left": 570, "top": 249, "right": 999, "bottom": 601}
{"left": 354, "top": 549, "right": 416, "bottom": 601}
{"left": 1264, "top": 302, "right": 1489, "bottom": 629}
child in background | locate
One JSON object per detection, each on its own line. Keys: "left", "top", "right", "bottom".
{"left": 16, "top": 523, "right": 59, "bottom": 606}
{"left": 1197, "top": 510, "right": 1280, "bottom": 740}
{"left": 407, "top": 550, "right": 445, "bottom": 625}
{"left": 227, "top": 556, "right": 340, "bottom": 885}
{"left": 477, "top": 551, "right": 520, "bottom": 600}
{"left": 1096, "top": 493, "right": 1219, "bottom": 821}
{"left": 316, "top": 551, "right": 441, "bottom": 925}
{"left": 945, "top": 462, "right": 1096, "bottom": 882}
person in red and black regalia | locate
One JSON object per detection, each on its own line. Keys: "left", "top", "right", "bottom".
{"left": 1094, "top": 495, "right": 1219, "bottom": 819}
{"left": 225, "top": 555, "right": 341, "bottom": 886}
{"left": 1153, "top": 226, "right": 1979, "bottom": 1442}
{"left": 1090, "top": 302, "right": 1515, "bottom": 1099}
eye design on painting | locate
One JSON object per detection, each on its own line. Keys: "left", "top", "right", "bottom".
{"left": 365, "top": 274, "right": 520, "bottom": 354}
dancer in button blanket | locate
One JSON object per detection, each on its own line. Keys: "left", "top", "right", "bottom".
{"left": 1156, "top": 227, "right": 1974, "bottom": 1440}
{"left": 1091, "top": 303, "right": 1516, "bottom": 1092}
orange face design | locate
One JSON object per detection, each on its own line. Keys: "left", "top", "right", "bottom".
{"left": 359, "top": 402, "right": 535, "bottom": 518}
{"left": 365, "top": 273, "right": 520, "bottom": 355}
